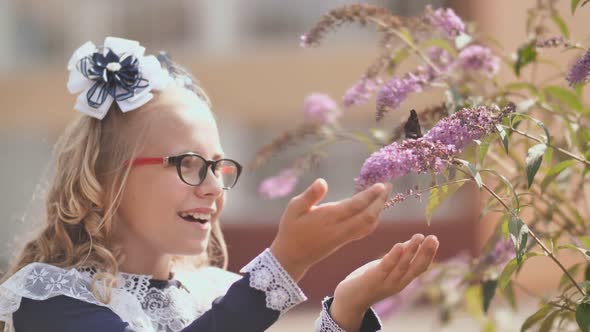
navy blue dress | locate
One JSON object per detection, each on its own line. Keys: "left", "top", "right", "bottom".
{"left": 12, "top": 273, "right": 381, "bottom": 332}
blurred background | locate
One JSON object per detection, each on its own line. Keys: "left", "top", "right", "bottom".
{"left": 0, "top": 0, "right": 588, "bottom": 330}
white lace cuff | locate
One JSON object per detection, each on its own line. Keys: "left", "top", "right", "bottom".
{"left": 315, "top": 297, "right": 382, "bottom": 332}
{"left": 239, "top": 248, "right": 307, "bottom": 315}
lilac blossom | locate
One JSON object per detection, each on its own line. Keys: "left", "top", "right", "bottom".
{"left": 427, "top": 46, "right": 453, "bottom": 71}
{"left": 354, "top": 139, "right": 457, "bottom": 191}
{"left": 425, "top": 6, "right": 466, "bottom": 39}
{"left": 481, "top": 237, "right": 515, "bottom": 267}
{"left": 566, "top": 49, "right": 590, "bottom": 86}
{"left": 258, "top": 169, "right": 300, "bottom": 199}
{"left": 456, "top": 45, "right": 500, "bottom": 77}
{"left": 376, "top": 73, "right": 428, "bottom": 120}
{"left": 355, "top": 104, "right": 515, "bottom": 191}
{"left": 343, "top": 77, "right": 382, "bottom": 108}
{"left": 423, "top": 104, "right": 513, "bottom": 150}
{"left": 303, "top": 93, "right": 342, "bottom": 125}
{"left": 374, "top": 279, "right": 422, "bottom": 318}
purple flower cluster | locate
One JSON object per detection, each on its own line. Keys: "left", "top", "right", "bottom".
{"left": 376, "top": 69, "right": 434, "bottom": 120}
{"left": 481, "top": 237, "right": 515, "bottom": 267}
{"left": 355, "top": 104, "right": 515, "bottom": 191}
{"left": 303, "top": 93, "right": 341, "bottom": 125}
{"left": 566, "top": 49, "right": 590, "bottom": 86}
{"left": 456, "top": 45, "right": 500, "bottom": 77}
{"left": 373, "top": 278, "right": 422, "bottom": 318}
{"left": 423, "top": 104, "right": 509, "bottom": 150}
{"left": 343, "top": 77, "right": 382, "bottom": 107}
{"left": 425, "top": 6, "right": 466, "bottom": 39}
{"left": 354, "top": 139, "right": 457, "bottom": 191}
{"left": 257, "top": 169, "right": 300, "bottom": 199}
{"left": 427, "top": 46, "right": 453, "bottom": 71}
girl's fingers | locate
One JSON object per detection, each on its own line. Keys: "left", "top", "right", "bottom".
{"left": 324, "top": 183, "right": 390, "bottom": 221}
{"left": 399, "top": 235, "right": 439, "bottom": 286}
{"left": 386, "top": 234, "right": 424, "bottom": 282}
{"left": 338, "top": 185, "right": 391, "bottom": 238}
{"left": 378, "top": 243, "right": 404, "bottom": 272}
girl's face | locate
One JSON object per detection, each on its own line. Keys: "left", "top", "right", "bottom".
{"left": 117, "top": 86, "right": 226, "bottom": 258}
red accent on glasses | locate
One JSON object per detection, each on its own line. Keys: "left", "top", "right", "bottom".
{"left": 220, "top": 165, "right": 235, "bottom": 174}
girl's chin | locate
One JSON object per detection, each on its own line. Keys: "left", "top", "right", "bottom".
{"left": 172, "top": 237, "right": 210, "bottom": 256}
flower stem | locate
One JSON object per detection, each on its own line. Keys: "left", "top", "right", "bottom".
{"left": 367, "top": 17, "right": 443, "bottom": 75}
{"left": 503, "top": 124, "right": 590, "bottom": 166}
{"left": 382, "top": 178, "right": 471, "bottom": 209}
{"left": 454, "top": 165, "right": 586, "bottom": 296}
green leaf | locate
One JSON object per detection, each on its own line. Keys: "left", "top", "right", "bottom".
{"left": 498, "top": 253, "right": 541, "bottom": 290}
{"left": 501, "top": 280, "right": 518, "bottom": 310}
{"left": 581, "top": 236, "right": 590, "bottom": 250}
{"left": 544, "top": 86, "right": 587, "bottom": 114}
{"left": 503, "top": 82, "right": 539, "bottom": 96}
{"left": 514, "top": 41, "right": 537, "bottom": 77}
{"left": 496, "top": 124, "right": 509, "bottom": 153}
{"left": 482, "top": 279, "right": 497, "bottom": 313}
{"left": 397, "top": 28, "right": 417, "bottom": 49}
{"left": 425, "top": 182, "right": 463, "bottom": 225}
{"left": 454, "top": 33, "right": 472, "bottom": 49}
{"left": 586, "top": 264, "right": 590, "bottom": 281}
{"left": 389, "top": 48, "right": 410, "bottom": 71}
{"left": 551, "top": 14, "right": 570, "bottom": 38}
{"left": 541, "top": 160, "right": 576, "bottom": 192}
{"left": 510, "top": 113, "right": 551, "bottom": 145}
{"left": 350, "top": 131, "right": 378, "bottom": 153}
{"left": 478, "top": 141, "right": 490, "bottom": 167}
{"left": 525, "top": 143, "right": 547, "bottom": 188}
{"left": 538, "top": 310, "right": 560, "bottom": 332}
{"left": 465, "top": 285, "right": 483, "bottom": 319}
{"left": 502, "top": 217, "right": 510, "bottom": 239}
{"left": 483, "top": 319, "right": 496, "bottom": 332}
{"left": 559, "top": 263, "right": 581, "bottom": 289}
{"left": 480, "top": 169, "right": 520, "bottom": 210}
{"left": 498, "top": 258, "right": 518, "bottom": 289}
{"left": 557, "top": 244, "right": 590, "bottom": 261}
{"left": 572, "top": 0, "right": 582, "bottom": 14}
{"left": 456, "top": 159, "right": 483, "bottom": 189}
{"left": 521, "top": 305, "right": 553, "bottom": 331}
{"left": 419, "top": 38, "right": 458, "bottom": 58}
{"left": 509, "top": 215, "right": 529, "bottom": 266}
{"left": 577, "top": 302, "right": 590, "bottom": 332}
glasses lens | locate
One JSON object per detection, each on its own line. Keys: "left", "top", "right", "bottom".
{"left": 215, "top": 160, "right": 240, "bottom": 189}
{"left": 179, "top": 155, "right": 206, "bottom": 185}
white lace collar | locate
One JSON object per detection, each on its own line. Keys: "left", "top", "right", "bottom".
{"left": 0, "top": 262, "right": 241, "bottom": 332}
{"left": 1, "top": 250, "right": 309, "bottom": 332}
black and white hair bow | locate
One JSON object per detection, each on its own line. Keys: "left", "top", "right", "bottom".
{"left": 67, "top": 37, "right": 171, "bottom": 119}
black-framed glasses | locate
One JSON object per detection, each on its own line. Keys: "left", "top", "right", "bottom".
{"left": 127, "top": 153, "right": 243, "bottom": 190}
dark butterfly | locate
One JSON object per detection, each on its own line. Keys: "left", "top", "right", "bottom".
{"left": 403, "top": 109, "right": 422, "bottom": 139}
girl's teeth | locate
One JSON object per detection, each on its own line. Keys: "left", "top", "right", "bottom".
{"left": 179, "top": 212, "right": 211, "bottom": 220}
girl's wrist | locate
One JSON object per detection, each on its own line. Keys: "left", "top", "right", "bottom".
{"left": 329, "top": 297, "right": 368, "bottom": 332}
{"left": 269, "top": 242, "right": 308, "bottom": 282}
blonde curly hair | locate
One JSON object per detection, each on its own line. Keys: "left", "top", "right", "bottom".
{"left": 0, "top": 56, "right": 227, "bottom": 324}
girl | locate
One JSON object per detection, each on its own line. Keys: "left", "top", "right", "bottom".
{"left": 0, "top": 37, "right": 439, "bottom": 332}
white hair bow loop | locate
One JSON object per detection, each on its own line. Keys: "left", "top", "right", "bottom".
{"left": 66, "top": 37, "right": 171, "bottom": 119}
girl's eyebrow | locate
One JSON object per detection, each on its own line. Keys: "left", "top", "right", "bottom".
{"left": 185, "top": 151, "right": 225, "bottom": 160}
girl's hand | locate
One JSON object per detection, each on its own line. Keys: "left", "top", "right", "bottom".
{"left": 330, "top": 234, "right": 439, "bottom": 331}
{"left": 270, "top": 178, "right": 393, "bottom": 281}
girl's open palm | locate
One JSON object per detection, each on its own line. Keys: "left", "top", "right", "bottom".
{"left": 330, "top": 233, "right": 439, "bottom": 329}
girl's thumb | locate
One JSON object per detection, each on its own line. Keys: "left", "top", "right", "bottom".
{"left": 289, "top": 178, "right": 328, "bottom": 217}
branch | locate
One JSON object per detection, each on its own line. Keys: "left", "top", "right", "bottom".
{"left": 453, "top": 165, "right": 586, "bottom": 296}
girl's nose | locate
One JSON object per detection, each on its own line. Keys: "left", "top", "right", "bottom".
{"left": 193, "top": 166, "right": 224, "bottom": 198}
